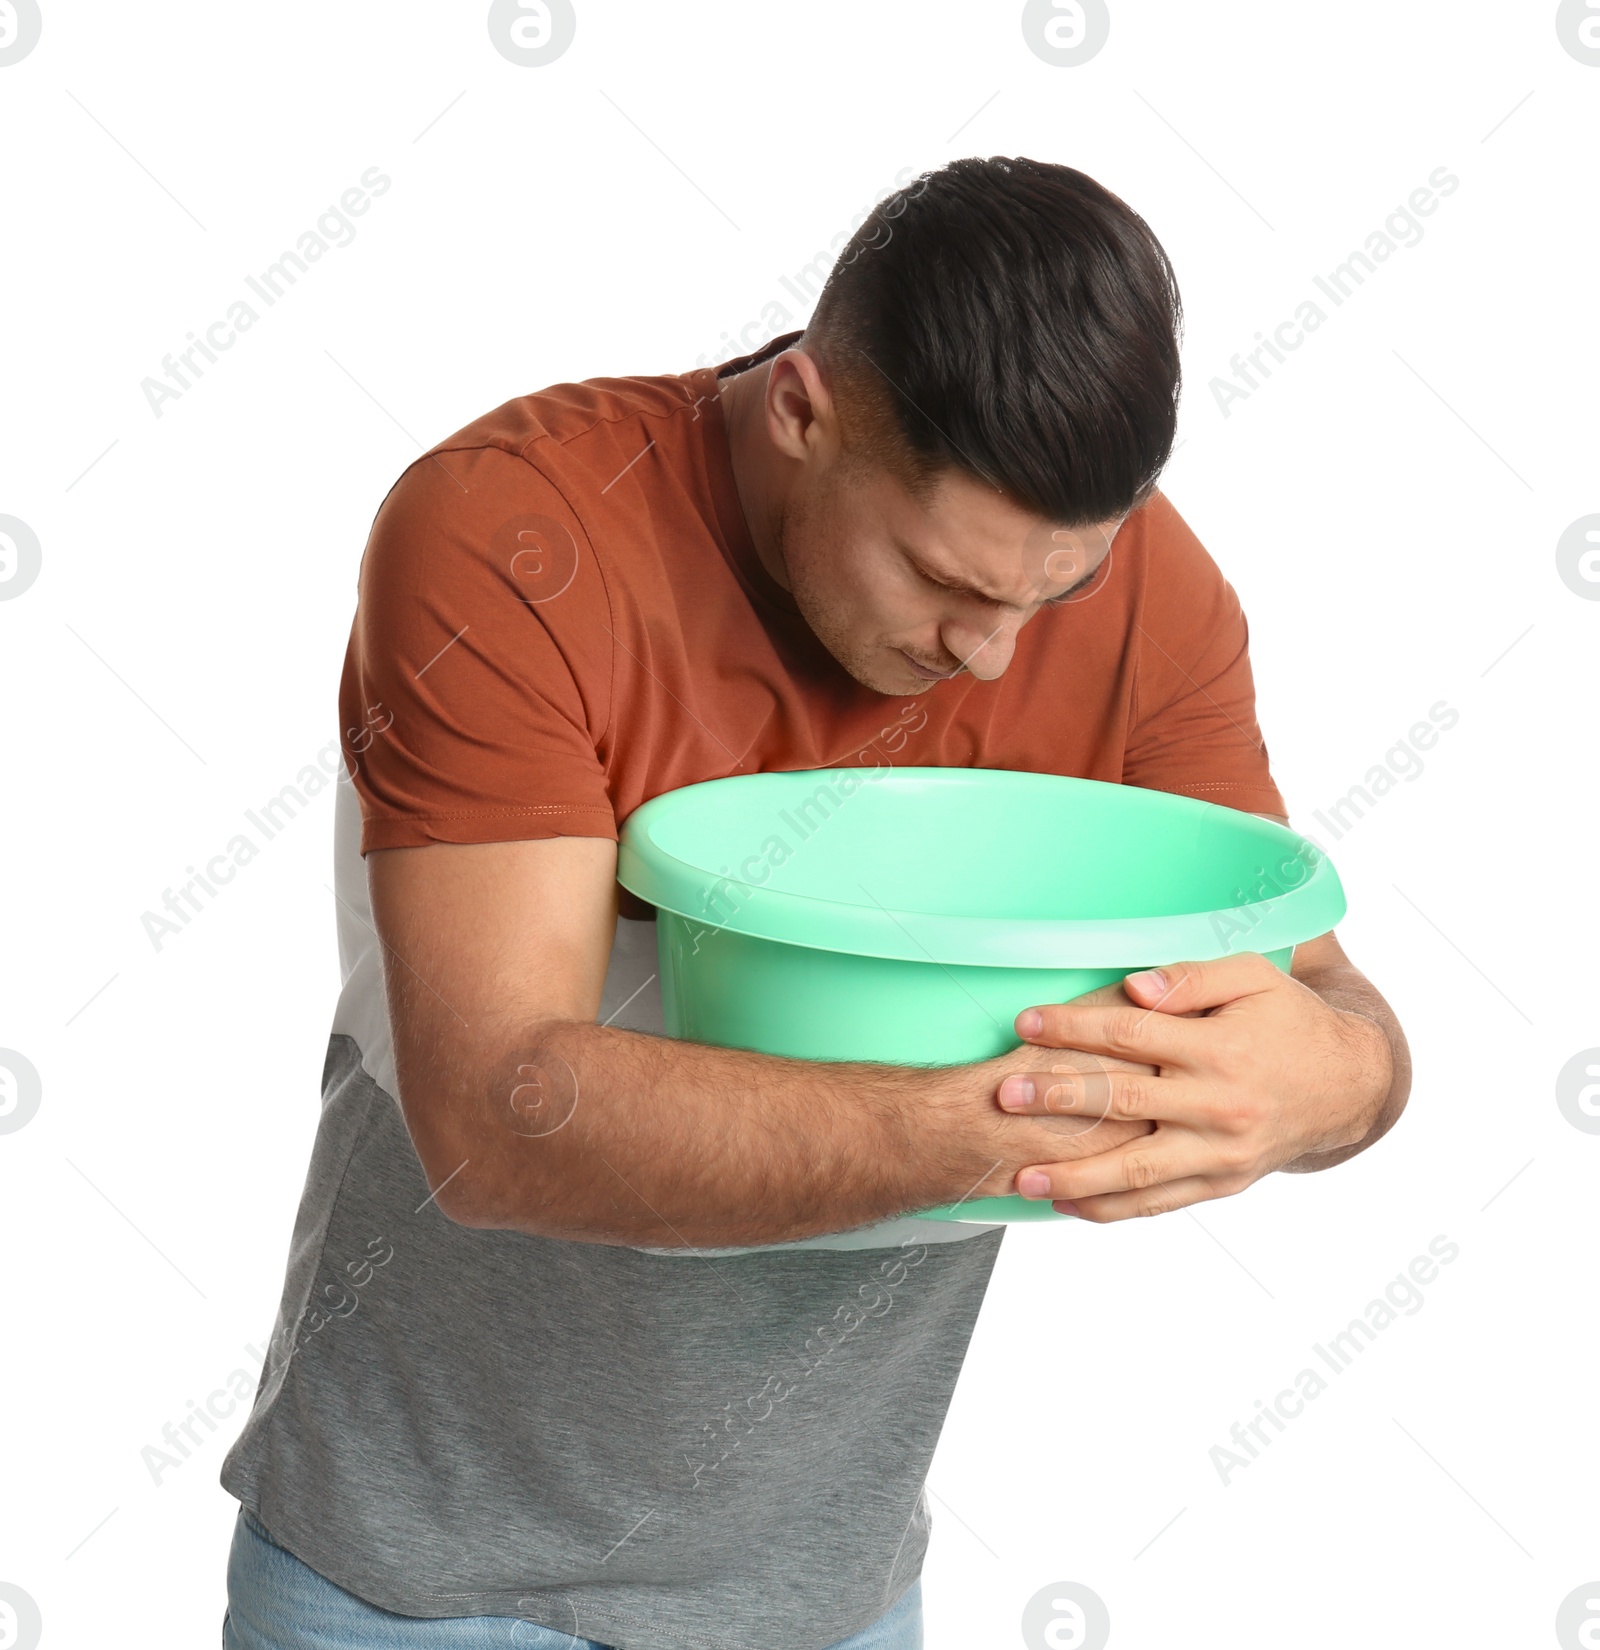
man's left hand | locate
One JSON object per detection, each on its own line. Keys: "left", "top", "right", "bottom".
{"left": 995, "top": 953, "right": 1394, "bottom": 1222}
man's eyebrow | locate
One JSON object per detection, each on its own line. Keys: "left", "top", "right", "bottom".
{"left": 893, "top": 538, "right": 1022, "bottom": 606}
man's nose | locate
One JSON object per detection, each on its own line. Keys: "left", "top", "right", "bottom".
{"left": 945, "top": 611, "right": 1020, "bottom": 680}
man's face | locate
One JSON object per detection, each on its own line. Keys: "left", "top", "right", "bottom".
{"left": 776, "top": 457, "right": 1127, "bottom": 696}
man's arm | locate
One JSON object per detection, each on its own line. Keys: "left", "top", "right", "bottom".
{"left": 1273, "top": 929, "right": 1410, "bottom": 1170}
{"left": 366, "top": 834, "right": 1157, "bottom": 1249}
{"left": 1252, "top": 811, "right": 1411, "bottom": 1171}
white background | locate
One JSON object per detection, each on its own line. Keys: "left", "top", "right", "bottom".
{"left": 2, "top": 2, "right": 1597, "bottom": 1647}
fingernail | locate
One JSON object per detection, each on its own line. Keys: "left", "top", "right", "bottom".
{"left": 1053, "top": 1200, "right": 1080, "bottom": 1216}
{"left": 1015, "top": 1009, "right": 1043, "bottom": 1037}
{"left": 999, "top": 1077, "right": 1035, "bottom": 1110}
{"left": 1126, "top": 969, "right": 1166, "bottom": 995}
{"left": 1017, "top": 1171, "right": 1051, "bottom": 1197}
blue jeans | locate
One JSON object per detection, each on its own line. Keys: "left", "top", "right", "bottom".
{"left": 222, "top": 1504, "right": 923, "bottom": 1649}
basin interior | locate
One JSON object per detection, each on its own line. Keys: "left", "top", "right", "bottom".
{"left": 642, "top": 767, "right": 1288, "bottom": 924}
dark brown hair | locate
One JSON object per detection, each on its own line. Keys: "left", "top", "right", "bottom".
{"left": 805, "top": 155, "right": 1183, "bottom": 525}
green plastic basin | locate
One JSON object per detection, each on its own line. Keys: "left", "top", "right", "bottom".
{"left": 616, "top": 767, "right": 1344, "bottom": 1224}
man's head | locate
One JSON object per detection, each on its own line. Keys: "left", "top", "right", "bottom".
{"left": 727, "top": 155, "right": 1183, "bottom": 695}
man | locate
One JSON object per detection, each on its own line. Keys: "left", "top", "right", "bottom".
{"left": 219, "top": 155, "right": 1408, "bottom": 1650}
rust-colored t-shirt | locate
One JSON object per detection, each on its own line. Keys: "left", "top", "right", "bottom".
{"left": 339, "top": 334, "right": 1286, "bottom": 888}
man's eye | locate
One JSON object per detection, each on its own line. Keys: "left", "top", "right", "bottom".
{"left": 1045, "top": 568, "right": 1100, "bottom": 605}
{"left": 915, "top": 566, "right": 965, "bottom": 598}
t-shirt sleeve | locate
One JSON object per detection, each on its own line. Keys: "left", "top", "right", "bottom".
{"left": 1119, "top": 491, "right": 1289, "bottom": 820}
{"left": 338, "top": 444, "right": 619, "bottom": 856}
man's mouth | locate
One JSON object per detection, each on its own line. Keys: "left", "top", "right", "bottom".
{"left": 898, "top": 649, "right": 961, "bottom": 681}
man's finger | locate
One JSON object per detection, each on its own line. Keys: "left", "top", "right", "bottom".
{"left": 996, "top": 1066, "right": 1223, "bottom": 1130}
{"left": 1009, "top": 1001, "right": 1209, "bottom": 1068}
{"left": 1013, "top": 1132, "right": 1243, "bottom": 1204}
{"left": 1058, "top": 973, "right": 1211, "bottom": 1021}
{"left": 1012, "top": 1048, "right": 1157, "bottom": 1080}
{"left": 1114, "top": 953, "right": 1283, "bottom": 1017}
{"left": 1051, "top": 1173, "right": 1237, "bottom": 1225}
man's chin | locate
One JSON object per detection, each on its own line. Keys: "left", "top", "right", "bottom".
{"left": 834, "top": 652, "right": 943, "bottom": 696}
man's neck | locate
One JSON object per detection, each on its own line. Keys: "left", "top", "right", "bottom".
{"left": 718, "top": 361, "right": 791, "bottom": 590}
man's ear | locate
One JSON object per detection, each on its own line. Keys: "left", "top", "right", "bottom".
{"left": 764, "top": 348, "right": 837, "bottom": 464}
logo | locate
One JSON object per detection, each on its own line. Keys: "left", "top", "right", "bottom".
{"left": 487, "top": 0, "right": 577, "bottom": 66}
{"left": 1021, "top": 0, "right": 1110, "bottom": 66}
{"left": 1556, "top": 1048, "right": 1600, "bottom": 1134}
{"left": 1020, "top": 1579, "right": 1111, "bottom": 1650}
{"left": 0, "top": 517, "right": 41, "bottom": 601}
{"left": 0, "top": 1, "right": 42, "bottom": 68}
{"left": 0, "top": 1051, "right": 41, "bottom": 1136}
